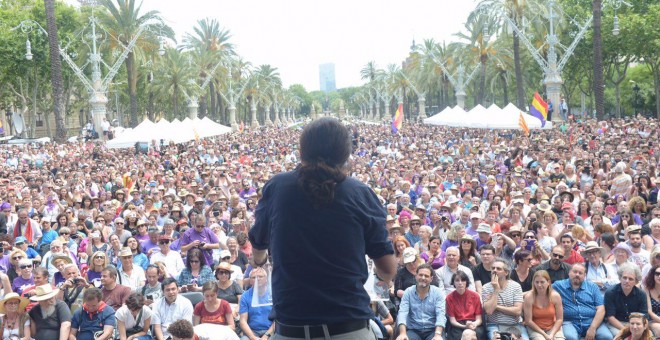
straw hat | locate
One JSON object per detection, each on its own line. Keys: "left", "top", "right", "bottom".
{"left": 215, "top": 262, "right": 233, "bottom": 273}
{"left": 580, "top": 241, "right": 605, "bottom": 257}
{"left": 118, "top": 247, "right": 133, "bottom": 257}
{"left": 0, "top": 293, "right": 29, "bottom": 313}
{"left": 50, "top": 253, "right": 73, "bottom": 266}
{"left": 29, "top": 284, "right": 60, "bottom": 302}
{"left": 459, "top": 235, "right": 477, "bottom": 248}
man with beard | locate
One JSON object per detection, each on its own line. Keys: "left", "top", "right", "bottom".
{"left": 482, "top": 258, "right": 527, "bottom": 339}
{"left": 627, "top": 227, "right": 649, "bottom": 270}
{"left": 28, "top": 284, "right": 72, "bottom": 340}
{"left": 396, "top": 264, "right": 446, "bottom": 340}
{"left": 535, "top": 246, "right": 572, "bottom": 283}
{"left": 552, "top": 263, "right": 611, "bottom": 340}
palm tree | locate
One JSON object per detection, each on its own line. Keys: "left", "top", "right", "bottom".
{"left": 182, "top": 18, "right": 234, "bottom": 118}
{"left": 456, "top": 14, "right": 498, "bottom": 105}
{"left": 149, "top": 48, "right": 196, "bottom": 119}
{"left": 99, "top": 0, "right": 170, "bottom": 127}
{"left": 592, "top": 0, "right": 605, "bottom": 119}
{"left": 44, "top": 0, "right": 66, "bottom": 141}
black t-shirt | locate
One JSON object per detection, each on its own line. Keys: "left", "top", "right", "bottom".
{"left": 472, "top": 263, "right": 492, "bottom": 287}
{"left": 510, "top": 268, "right": 536, "bottom": 292}
{"left": 231, "top": 251, "right": 249, "bottom": 271}
{"left": 28, "top": 300, "right": 72, "bottom": 340}
{"left": 249, "top": 171, "right": 393, "bottom": 325}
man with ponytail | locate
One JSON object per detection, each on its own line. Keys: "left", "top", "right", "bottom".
{"left": 250, "top": 117, "right": 396, "bottom": 339}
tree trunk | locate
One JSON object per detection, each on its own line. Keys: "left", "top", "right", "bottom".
{"left": 651, "top": 62, "right": 660, "bottom": 119}
{"left": 513, "top": 32, "right": 525, "bottom": 109}
{"left": 501, "top": 72, "right": 509, "bottom": 106}
{"left": 210, "top": 81, "right": 217, "bottom": 118}
{"left": 127, "top": 52, "right": 138, "bottom": 127}
{"left": 44, "top": 0, "right": 67, "bottom": 142}
{"left": 479, "top": 55, "right": 487, "bottom": 105}
{"left": 592, "top": 0, "right": 605, "bottom": 119}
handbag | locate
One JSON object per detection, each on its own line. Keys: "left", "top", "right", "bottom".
{"left": 125, "top": 308, "right": 144, "bottom": 336}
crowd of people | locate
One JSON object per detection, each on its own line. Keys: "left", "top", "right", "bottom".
{"left": 0, "top": 114, "right": 657, "bottom": 340}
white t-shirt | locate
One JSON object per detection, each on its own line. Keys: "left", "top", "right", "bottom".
{"left": 115, "top": 305, "right": 152, "bottom": 331}
{"left": 118, "top": 266, "right": 146, "bottom": 292}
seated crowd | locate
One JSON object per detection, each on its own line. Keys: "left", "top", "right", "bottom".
{"left": 0, "top": 116, "right": 658, "bottom": 340}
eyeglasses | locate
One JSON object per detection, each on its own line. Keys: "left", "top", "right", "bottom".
{"left": 654, "top": 272, "right": 660, "bottom": 277}
{"left": 551, "top": 253, "right": 565, "bottom": 259}
{"left": 12, "top": 257, "right": 23, "bottom": 261}
{"left": 510, "top": 233, "right": 521, "bottom": 238}
{"left": 19, "top": 265, "right": 31, "bottom": 269}
{"left": 158, "top": 241, "right": 170, "bottom": 245}
{"left": 217, "top": 271, "right": 230, "bottom": 275}
{"left": 115, "top": 222, "right": 124, "bottom": 225}
{"left": 410, "top": 222, "right": 421, "bottom": 226}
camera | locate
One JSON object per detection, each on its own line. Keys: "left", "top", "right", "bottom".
{"left": 441, "top": 216, "right": 448, "bottom": 222}
{"left": 212, "top": 210, "right": 220, "bottom": 217}
{"left": 498, "top": 332, "right": 514, "bottom": 340}
{"left": 146, "top": 295, "right": 154, "bottom": 301}
{"left": 73, "top": 278, "right": 81, "bottom": 285}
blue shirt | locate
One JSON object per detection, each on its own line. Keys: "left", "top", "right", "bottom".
{"left": 25, "top": 247, "right": 40, "bottom": 259}
{"left": 71, "top": 304, "right": 116, "bottom": 340}
{"left": 553, "top": 278, "right": 603, "bottom": 328}
{"left": 405, "top": 232, "right": 421, "bottom": 247}
{"left": 239, "top": 287, "right": 273, "bottom": 332}
{"left": 250, "top": 171, "right": 393, "bottom": 325}
{"left": 397, "top": 285, "right": 446, "bottom": 331}
{"left": 38, "top": 230, "right": 58, "bottom": 249}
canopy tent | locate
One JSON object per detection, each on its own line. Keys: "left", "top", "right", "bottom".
{"left": 106, "top": 117, "right": 233, "bottom": 149}
{"left": 423, "top": 103, "right": 553, "bottom": 129}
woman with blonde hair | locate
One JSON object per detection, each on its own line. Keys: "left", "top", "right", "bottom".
{"left": 523, "top": 270, "right": 565, "bottom": 339}
{"left": 86, "top": 251, "right": 108, "bottom": 286}
{"left": 0, "top": 293, "right": 31, "bottom": 340}
{"left": 613, "top": 312, "right": 654, "bottom": 340}
{"left": 441, "top": 224, "right": 465, "bottom": 252}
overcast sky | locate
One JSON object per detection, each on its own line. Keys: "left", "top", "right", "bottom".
{"left": 67, "top": 0, "right": 478, "bottom": 91}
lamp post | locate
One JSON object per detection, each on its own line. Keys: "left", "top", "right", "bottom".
{"left": 632, "top": 82, "right": 641, "bottom": 115}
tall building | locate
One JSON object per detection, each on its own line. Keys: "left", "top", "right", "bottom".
{"left": 319, "top": 63, "right": 336, "bottom": 93}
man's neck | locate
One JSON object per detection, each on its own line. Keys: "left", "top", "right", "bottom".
{"left": 104, "top": 282, "right": 117, "bottom": 290}
{"left": 416, "top": 285, "right": 430, "bottom": 297}
{"left": 482, "top": 262, "right": 492, "bottom": 270}
{"left": 622, "top": 286, "right": 634, "bottom": 296}
{"left": 589, "top": 260, "right": 601, "bottom": 268}
{"left": 631, "top": 246, "right": 642, "bottom": 254}
{"left": 148, "top": 281, "right": 159, "bottom": 288}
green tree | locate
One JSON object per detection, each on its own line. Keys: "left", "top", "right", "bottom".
{"left": 99, "top": 0, "right": 171, "bottom": 127}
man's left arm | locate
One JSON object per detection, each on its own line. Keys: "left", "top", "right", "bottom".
{"left": 97, "top": 308, "right": 117, "bottom": 340}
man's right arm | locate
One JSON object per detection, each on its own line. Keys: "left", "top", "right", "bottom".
{"left": 373, "top": 254, "right": 397, "bottom": 283}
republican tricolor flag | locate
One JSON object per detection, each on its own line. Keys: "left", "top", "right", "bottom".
{"left": 530, "top": 92, "right": 548, "bottom": 127}
{"left": 391, "top": 104, "right": 403, "bottom": 134}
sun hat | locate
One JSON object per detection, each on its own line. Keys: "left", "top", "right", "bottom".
{"left": 29, "top": 284, "right": 60, "bottom": 302}
{"left": 611, "top": 242, "right": 633, "bottom": 257}
{"left": 476, "top": 223, "right": 492, "bottom": 234}
{"left": 50, "top": 253, "right": 73, "bottom": 265}
{"left": 402, "top": 247, "right": 418, "bottom": 264}
{"left": 215, "top": 262, "right": 233, "bottom": 273}
{"left": 0, "top": 293, "right": 29, "bottom": 313}
{"left": 459, "top": 235, "right": 477, "bottom": 248}
{"left": 580, "top": 241, "right": 605, "bottom": 257}
{"left": 14, "top": 236, "right": 28, "bottom": 245}
{"left": 118, "top": 247, "right": 133, "bottom": 257}
{"left": 470, "top": 212, "right": 481, "bottom": 220}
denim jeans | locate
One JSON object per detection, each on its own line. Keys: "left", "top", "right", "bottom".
{"left": 561, "top": 321, "right": 612, "bottom": 340}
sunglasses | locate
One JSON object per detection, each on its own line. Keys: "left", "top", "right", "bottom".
{"left": 222, "top": 256, "right": 231, "bottom": 260}
{"left": 94, "top": 256, "right": 105, "bottom": 259}
{"left": 551, "top": 253, "right": 565, "bottom": 259}
{"left": 189, "top": 260, "right": 200, "bottom": 263}
{"left": 159, "top": 241, "right": 170, "bottom": 245}
{"left": 525, "top": 235, "right": 536, "bottom": 239}
{"left": 12, "top": 257, "right": 23, "bottom": 261}
{"left": 60, "top": 232, "right": 69, "bottom": 235}
{"left": 19, "top": 265, "right": 31, "bottom": 269}
{"left": 510, "top": 233, "right": 521, "bottom": 238}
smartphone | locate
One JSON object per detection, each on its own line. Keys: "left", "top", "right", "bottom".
{"left": 146, "top": 295, "right": 154, "bottom": 301}
{"left": 491, "top": 234, "right": 500, "bottom": 246}
{"left": 525, "top": 239, "right": 536, "bottom": 251}
{"left": 567, "top": 224, "right": 574, "bottom": 230}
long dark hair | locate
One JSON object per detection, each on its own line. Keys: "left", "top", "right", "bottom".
{"left": 297, "top": 118, "right": 351, "bottom": 208}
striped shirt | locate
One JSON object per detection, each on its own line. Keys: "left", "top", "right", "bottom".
{"left": 481, "top": 280, "right": 523, "bottom": 326}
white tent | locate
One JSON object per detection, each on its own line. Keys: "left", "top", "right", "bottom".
{"left": 423, "top": 106, "right": 468, "bottom": 127}
{"left": 423, "top": 103, "right": 553, "bottom": 129}
{"left": 106, "top": 117, "right": 233, "bottom": 149}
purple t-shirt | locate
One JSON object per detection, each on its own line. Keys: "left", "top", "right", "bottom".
{"left": 12, "top": 275, "right": 34, "bottom": 295}
{"left": 181, "top": 227, "right": 220, "bottom": 267}
{"left": 141, "top": 239, "right": 159, "bottom": 254}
